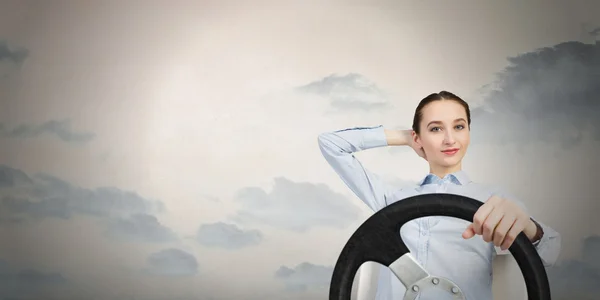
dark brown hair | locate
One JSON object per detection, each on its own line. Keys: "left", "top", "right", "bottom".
{"left": 411, "top": 91, "right": 471, "bottom": 134}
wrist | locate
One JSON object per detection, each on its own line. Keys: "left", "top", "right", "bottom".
{"left": 384, "top": 129, "right": 411, "bottom": 146}
{"left": 525, "top": 218, "right": 543, "bottom": 243}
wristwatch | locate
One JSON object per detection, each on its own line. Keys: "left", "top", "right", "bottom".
{"left": 530, "top": 218, "right": 544, "bottom": 246}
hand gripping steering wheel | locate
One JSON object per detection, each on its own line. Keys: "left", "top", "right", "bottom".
{"left": 329, "top": 193, "right": 551, "bottom": 300}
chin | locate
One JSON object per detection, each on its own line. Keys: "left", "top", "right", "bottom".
{"left": 439, "top": 156, "right": 463, "bottom": 167}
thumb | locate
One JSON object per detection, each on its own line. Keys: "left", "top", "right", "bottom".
{"left": 462, "top": 224, "right": 475, "bottom": 239}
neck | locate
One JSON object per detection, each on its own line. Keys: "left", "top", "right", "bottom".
{"left": 429, "top": 162, "right": 462, "bottom": 178}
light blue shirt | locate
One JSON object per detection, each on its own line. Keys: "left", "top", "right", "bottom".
{"left": 318, "top": 126, "right": 561, "bottom": 300}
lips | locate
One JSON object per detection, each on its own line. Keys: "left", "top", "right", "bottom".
{"left": 441, "top": 148, "right": 459, "bottom": 155}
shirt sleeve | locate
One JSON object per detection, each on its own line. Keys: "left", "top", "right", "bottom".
{"left": 528, "top": 217, "right": 561, "bottom": 267}
{"left": 493, "top": 189, "right": 562, "bottom": 267}
{"left": 317, "top": 125, "right": 394, "bottom": 212}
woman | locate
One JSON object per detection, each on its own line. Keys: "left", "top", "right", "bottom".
{"left": 318, "top": 91, "right": 561, "bottom": 299}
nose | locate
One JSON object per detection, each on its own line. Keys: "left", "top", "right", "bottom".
{"left": 443, "top": 130, "right": 455, "bottom": 145}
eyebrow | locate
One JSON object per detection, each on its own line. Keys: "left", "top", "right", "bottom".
{"left": 426, "top": 118, "right": 467, "bottom": 127}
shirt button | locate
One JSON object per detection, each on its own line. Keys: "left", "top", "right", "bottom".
{"left": 421, "top": 230, "right": 427, "bottom": 236}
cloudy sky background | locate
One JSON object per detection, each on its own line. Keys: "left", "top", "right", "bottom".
{"left": 0, "top": 0, "right": 599, "bottom": 299}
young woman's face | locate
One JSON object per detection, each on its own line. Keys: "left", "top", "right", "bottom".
{"left": 414, "top": 100, "right": 470, "bottom": 169}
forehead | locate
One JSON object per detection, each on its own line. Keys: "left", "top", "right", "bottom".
{"left": 420, "top": 100, "right": 467, "bottom": 122}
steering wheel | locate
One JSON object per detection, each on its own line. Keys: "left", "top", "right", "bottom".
{"left": 329, "top": 193, "right": 551, "bottom": 300}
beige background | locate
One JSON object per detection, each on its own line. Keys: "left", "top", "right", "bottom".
{"left": 0, "top": 1, "right": 599, "bottom": 299}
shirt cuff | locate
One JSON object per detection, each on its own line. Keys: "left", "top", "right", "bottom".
{"left": 361, "top": 125, "right": 388, "bottom": 149}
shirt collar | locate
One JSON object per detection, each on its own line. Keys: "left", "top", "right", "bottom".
{"left": 418, "top": 170, "right": 471, "bottom": 186}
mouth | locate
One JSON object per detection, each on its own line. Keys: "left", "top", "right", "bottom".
{"left": 441, "top": 148, "right": 459, "bottom": 156}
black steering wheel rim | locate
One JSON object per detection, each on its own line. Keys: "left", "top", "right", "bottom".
{"left": 329, "top": 193, "right": 551, "bottom": 299}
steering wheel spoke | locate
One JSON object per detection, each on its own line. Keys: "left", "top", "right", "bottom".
{"left": 389, "top": 253, "right": 429, "bottom": 288}
{"left": 389, "top": 252, "right": 466, "bottom": 300}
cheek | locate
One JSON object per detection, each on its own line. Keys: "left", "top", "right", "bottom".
{"left": 420, "top": 136, "right": 441, "bottom": 150}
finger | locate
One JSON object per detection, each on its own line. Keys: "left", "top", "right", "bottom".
{"left": 493, "top": 214, "right": 516, "bottom": 247}
{"left": 462, "top": 224, "right": 475, "bottom": 239}
{"left": 482, "top": 209, "right": 503, "bottom": 243}
{"left": 472, "top": 203, "right": 495, "bottom": 235}
{"left": 487, "top": 195, "right": 503, "bottom": 205}
{"left": 501, "top": 217, "right": 528, "bottom": 250}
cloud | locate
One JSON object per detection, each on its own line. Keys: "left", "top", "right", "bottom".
{"left": 0, "top": 41, "right": 28, "bottom": 65}
{"left": 295, "top": 73, "right": 391, "bottom": 112}
{"left": 581, "top": 236, "right": 600, "bottom": 267}
{"left": 472, "top": 41, "right": 600, "bottom": 148}
{"left": 230, "top": 177, "right": 363, "bottom": 232}
{"left": 547, "top": 235, "right": 600, "bottom": 299}
{"left": 0, "top": 119, "right": 96, "bottom": 144}
{"left": 0, "top": 164, "right": 165, "bottom": 224}
{"left": 274, "top": 262, "right": 333, "bottom": 292}
{"left": 0, "top": 40, "right": 27, "bottom": 117}
{"left": 143, "top": 248, "right": 199, "bottom": 277}
{"left": 196, "top": 222, "right": 262, "bottom": 249}
{"left": 0, "top": 259, "right": 67, "bottom": 298}
{"left": 105, "top": 213, "right": 178, "bottom": 243}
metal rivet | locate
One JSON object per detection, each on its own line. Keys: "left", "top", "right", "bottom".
{"left": 432, "top": 278, "right": 439, "bottom": 285}
{"left": 451, "top": 287, "right": 459, "bottom": 294}
{"left": 412, "top": 285, "right": 419, "bottom": 292}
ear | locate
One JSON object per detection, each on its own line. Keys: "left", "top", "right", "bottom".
{"left": 411, "top": 131, "right": 422, "bottom": 147}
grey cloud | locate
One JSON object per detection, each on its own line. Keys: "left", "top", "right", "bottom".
{"left": 471, "top": 41, "right": 600, "bottom": 147}
{"left": 296, "top": 73, "right": 391, "bottom": 112}
{"left": 0, "top": 164, "right": 165, "bottom": 223}
{"left": 105, "top": 213, "right": 178, "bottom": 243}
{"left": 3, "top": 195, "right": 70, "bottom": 219}
{"left": 581, "top": 236, "right": 600, "bottom": 267}
{"left": 274, "top": 262, "right": 333, "bottom": 292}
{"left": 590, "top": 27, "right": 600, "bottom": 36}
{"left": 143, "top": 248, "right": 199, "bottom": 277}
{"left": 0, "top": 119, "right": 95, "bottom": 144}
{"left": 196, "top": 222, "right": 262, "bottom": 249}
{"left": 0, "top": 260, "right": 66, "bottom": 298}
{"left": 0, "top": 166, "right": 32, "bottom": 188}
{"left": 547, "top": 235, "right": 600, "bottom": 299}
{"left": 0, "top": 41, "right": 28, "bottom": 65}
{"left": 230, "top": 177, "right": 363, "bottom": 232}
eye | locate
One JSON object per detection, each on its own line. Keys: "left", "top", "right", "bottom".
{"left": 430, "top": 127, "right": 441, "bottom": 132}
{"left": 455, "top": 124, "right": 465, "bottom": 130}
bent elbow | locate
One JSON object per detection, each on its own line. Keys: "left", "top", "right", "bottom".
{"left": 317, "top": 132, "right": 336, "bottom": 152}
